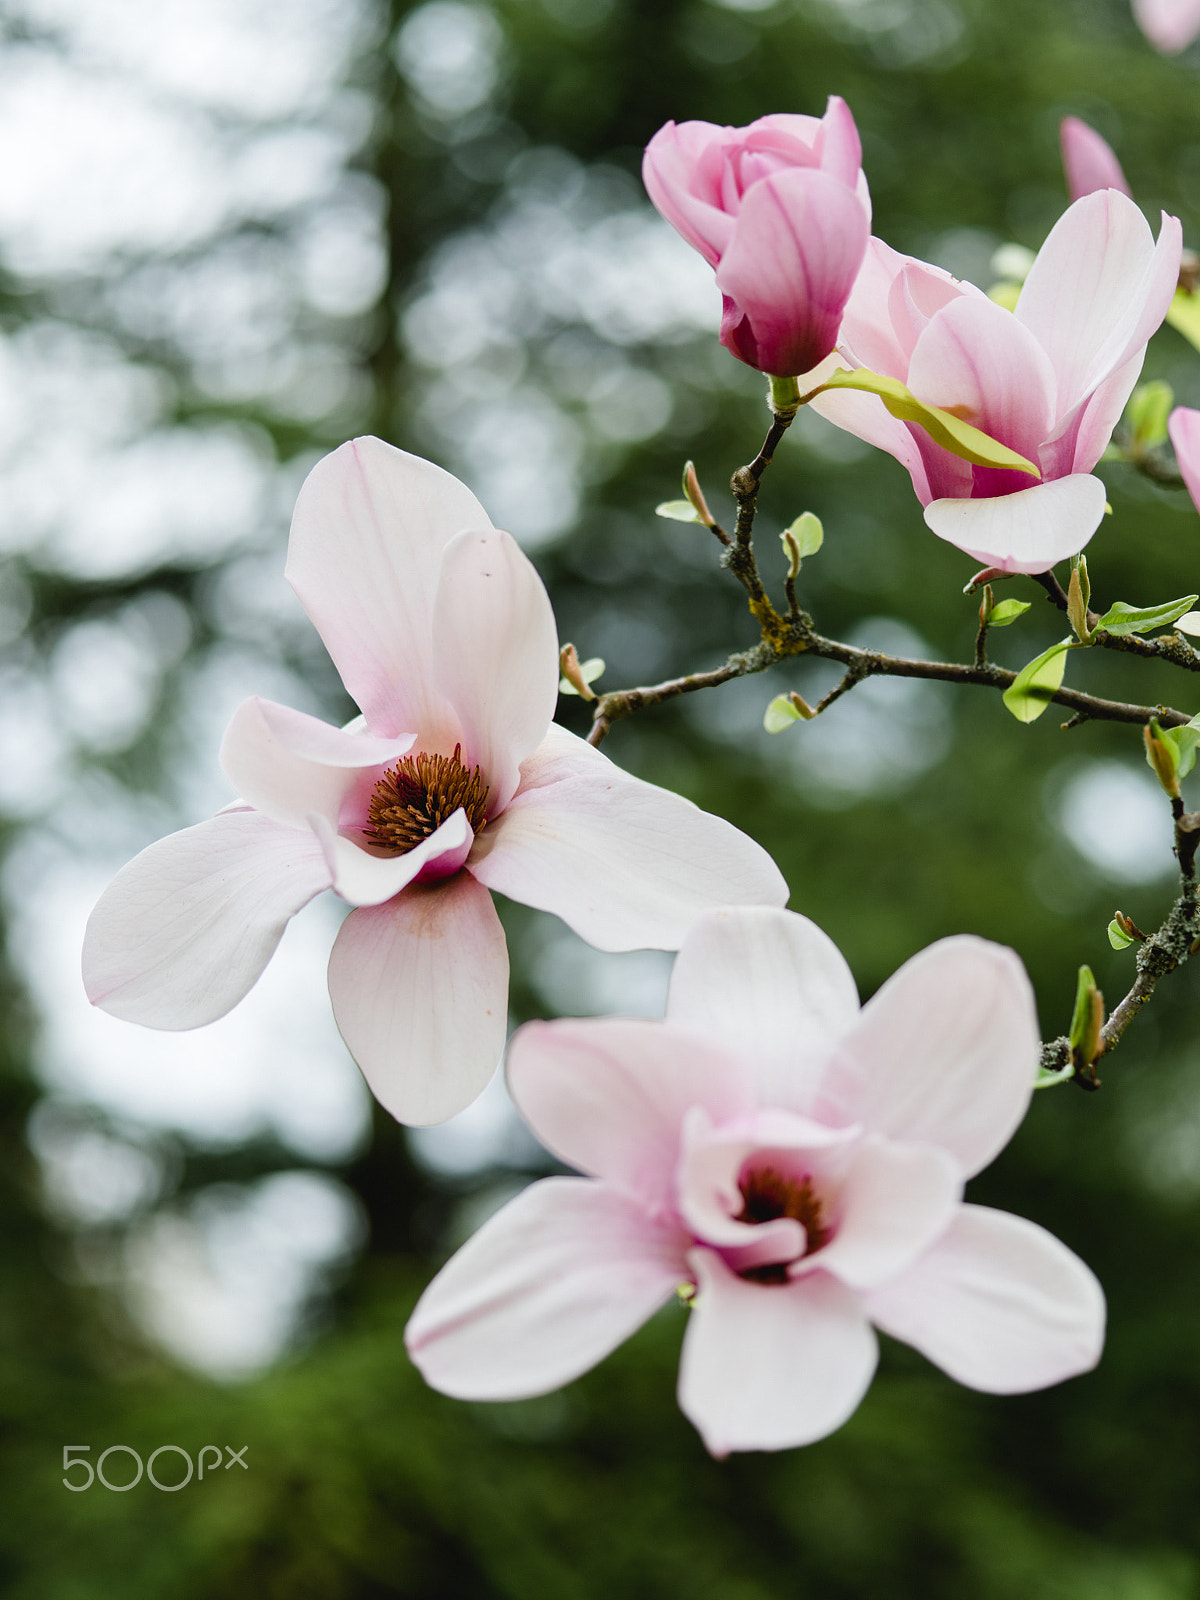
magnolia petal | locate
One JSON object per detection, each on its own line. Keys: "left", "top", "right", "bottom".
{"left": 83, "top": 812, "right": 331, "bottom": 1029}
{"left": 327, "top": 872, "right": 508, "bottom": 1125}
{"left": 715, "top": 168, "right": 870, "bottom": 376}
{"left": 1169, "top": 406, "right": 1200, "bottom": 513}
{"left": 666, "top": 906, "right": 859, "bottom": 1113}
{"left": 923, "top": 473, "right": 1108, "bottom": 574}
{"left": 285, "top": 437, "right": 491, "bottom": 741}
{"left": 641, "top": 120, "right": 736, "bottom": 267}
{"left": 432, "top": 528, "right": 559, "bottom": 814}
{"left": 1058, "top": 350, "right": 1145, "bottom": 478}
{"left": 507, "top": 1017, "right": 752, "bottom": 1212}
{"left": 406, "top": 1177, "right": 688, "bottom": 1400}
{"left": 310, "top": 810, "right": 473, "bottom": 908}
{"left": 679, "top": 1251, "right": 877, "bottom": 1455}
{"left": 1132, "top": 0, "right": 1200, "bottom": 52}
{"left": 219, "top": 697, "right": 413, "bottom": 829}
{"left": 1059, "top": 117, "right": 1132, "bottom": 203}
{"left": 816, "top": 936, "right": 1039, "bottom": 1179}
{"left": 866, "top": 1205, "right": 1105, "bottom": 1392}
{"left": 813, "top": 1137, "right": 962, "bottom": 1290}
{"left": 469, "top": 725, "right": 787, "bottom": 952}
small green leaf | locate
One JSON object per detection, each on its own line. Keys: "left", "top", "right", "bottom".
{"left": 1068, "top": 964, "right": 1100, "bottom": 1056}
{"left": 1035, "top": 1057, "right": 1075, "bottom": 1090}
{"left": 558, "top": 657, "right": 605, "bottom": 696}
{"left": 655, "top": 499, "right": 702, "bottom": 523}
{"left": 1096, "top": 595, "right": 1200, "bottom": 636}
{"left": 986, "top": 598, "right": 1032, "bottom": 627}
{"left": 764, "top": 694, "right": 803, "bottom": 733}
{"left": 1126, "top": 380, "right": 1175, "bottom": 450}
{"left": 1160, "top": 713, "right": 1200, "bottom": 778}
{"left": 784, "top": 511, "right": 824, "bottom": 558}
{"left": 1001, "top": 638, "right": 1073, "bottom": 723}
{"left": 814, "top": 367, "right": 1040, "bottom": 478}
{"left": 1167, "top": 288, "right": 1200, "bottom": 355}
{"left": 1107, "top": 918, "right": 1135, "bottom": 950}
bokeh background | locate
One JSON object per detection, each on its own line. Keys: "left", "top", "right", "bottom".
{"left": 5, "top": 0, "right": 1200, "bottom": 1592}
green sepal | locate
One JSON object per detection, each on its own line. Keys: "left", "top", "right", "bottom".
{"left": 986, "top": 598, "right": 1032, "bottom": 627}
{"left": 1096, "top": 595, "right": 1199, "bottom": 637}
{"left": 1001, "top": 638, "right": 1074, "bottom": 723}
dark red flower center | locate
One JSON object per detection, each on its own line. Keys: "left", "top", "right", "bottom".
{"left": 364, "top": 744, "right": 490, "bottom": 857}
{"left": 735, "top": 1165, "right": 830, "bottom": 1285}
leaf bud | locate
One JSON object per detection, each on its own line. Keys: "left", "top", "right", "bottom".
{"left": 1068, "top": 964, "right": 1105, "bottom": 1076}
{"left": 559, "top": 644, "right": 604, "bottom": 700}
{"left": 1144, "top": 718, "right": 1181, "bottom": 799}
{"left": 1067, "top": 557, "right": 1092, "bottom": 643}
{"left": 682, "top": 461, "right": 716, "bottom": 528}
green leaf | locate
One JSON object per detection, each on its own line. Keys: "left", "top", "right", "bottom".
{"left": 1096, "top": 595, "right": 1200, "bottom": 636}
{"left": 1167, "top": 287, "right": 1200, "bottom": 354}
{"left": 986, "top": 598, "right": 1031, "bottom": 627}
{"left": 1107, "top": 918, "right": 1135, "bottom": 951}
{"left": 655, "top": 499, "right": 702, "bottom": 523}
{"left": 1160, "top": 713, "right": 1200, "bottom": 778}
{"left": 814, "top": 367, "right": 1040, "bottom": 478}
{"left": 1068, "top": 964, "right": 1099, "bottom": 1054}
{"left": 1035, "top": 1057, "right": 1076, "bottom": 1091}
{"left": 558, "top": 656, "right": 605, "bottom": 695}
{"left": 1001, "top": 639, "right": 1073, "bottom": 723}
{"left": 1126, "top": 380, "right": 1174, "bottom": 450}
{"left": 784, "top": 511, "right": 824, "bottom": 558}
{"left": 1175, "top": 612, "right": 1200, "bottom": 637}
{"left": 764, "top": 694, "right": 802, "bottom": 733}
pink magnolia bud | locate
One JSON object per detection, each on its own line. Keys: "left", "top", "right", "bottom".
{"left": 1132, "top": 0, "right": 1200, "bottom": 53}
{"left": 1059, "top": 117, "right": 1131, "bottom": 202}
{"left": 642, "top": 97, "right": 871, "bottom": 379}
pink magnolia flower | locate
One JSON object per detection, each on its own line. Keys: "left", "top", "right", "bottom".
{"left": 1060, "top": 117, "right": 1131, "bottom": 202}
{"left": 811, "top": 191, "right": 1181, "bottom": 572}
{"left": 1132, "top": 0, "right": 1200, "bottom": 52}
{"left": 642, "top": 96, "right": 872, "bottom": 378}
{"left": 1169, "top": 405, "right": 1200, "bottom": 509}
{"left": 82, "top": 439, "right": 788, "bottom": 1126}
{"left": 405, "top": 907, "right": 1104, "bottom": 1455}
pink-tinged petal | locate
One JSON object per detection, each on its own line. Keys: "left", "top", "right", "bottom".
{"left": 219, "top": 697, "right": 413, "bottom": 830}
{"left": 327, "top": 872, "right": 508, "bottom": 1125}
{"left": 1015, "top": 193, "right": 1181, "bottom": 418}
{"left": 816, "top": 936, "right": 1039, "bottom": 1178}
{"left": 432, "top": 528, "right": 558, "bottom": 813}
{"left": 285, "top": 437, "right": 491, "bottom": 741}
{"left": 678, "top": 1251, "right": 877, "bottom": 1455}
{"left": 83, "top": 812, "right": 331, "bottom": 1029}
{"left": 924, "top": 474, "right": 1108, "bottom": 574}
{"left": 813, "top": 94, "right": 863, "bottom": 189}
{"left": 866, "top": 1205, "right": 1105, "bottom": 1392}
{"left": 666, "top": 906, "right": 859, "bottom": 1113}
{"left": 1050, "top": 350, "right": 1145, "bottom": 478}
{"left": 812, "top": 1136, "right": 961, "bottom": 1290}
{"left": 506, "top": 1017, "right": 752, "bottom": 1212}
{"left": 406, "top": 1177, "right": 688, "bottom": 1400}
{"left": 310, "top": 810, "right": 473, "bottom": 907}
{"left": 642, "top": 121, "right": 736, "bottom": 266}
{"left": 907, "top": 296, "right": 1057, "bottom": 466}
{"left": 469, "top": 725, "right": 787, "bottom": 952}
{"left": 1060, "top": 117, "right": 1132, "bottom": 202}
{"left": 1132, "top": 0, "right": 1200, "bottom": 52}
{"left": 715, "top": 168, "right": 870, "bottom": 376}
{"left": 1169, "top": 405, "right": 1200, "bottom": 511}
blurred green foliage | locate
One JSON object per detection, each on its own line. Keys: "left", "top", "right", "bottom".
{"left": 8, "top": 0, "right": 1200, "bottom": 1593}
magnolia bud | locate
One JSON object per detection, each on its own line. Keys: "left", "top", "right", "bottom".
{"left": 1067, "top": 558, "right": 1092, "bottom": 643}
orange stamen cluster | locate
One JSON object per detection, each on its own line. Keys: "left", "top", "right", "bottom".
{"left": 364, "top": 744, "right": 490, "bottom": 856}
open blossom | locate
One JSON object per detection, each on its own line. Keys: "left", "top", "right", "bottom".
{"left": 1060, "top": 117, "right": 1131, "bottom": 202}
{"left": 1132, "top": 0, "right": 1200, "bottom": 52}
{"left": 811, "top": 191, "right": 1181, "bottom": 573}
{"left": 642, "top": 96, "right": 871, "bottom": 378}
{"left": 406, "top": 907, "right": 1104, "bottom": 1455}
{"left": 82, "top": 439, "right": 787, "bottom": 1126}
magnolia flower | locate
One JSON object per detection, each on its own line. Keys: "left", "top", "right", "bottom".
{"left": 1169, "top": 406, "right": 1200, "bottom": 510}
{"left": 642, "top": 96, "right": 871, "bottom": 379}
{"left": 82, "top": 439, "right": 788, "bottom": 1126}
{"left": 811, "top": 191, "right": 1181, "bottom": 572}
{"left": 1132, "top": 0, "right": 1200, "bottom": 52}
{"left": 406, "top": 906, "right": 1104, "bottom": 1455}
{"left": 1060, "top": 117, "right": 1131, "bottom": 203}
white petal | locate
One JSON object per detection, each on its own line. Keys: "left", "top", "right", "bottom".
{"left": 406, "top": 1177, "right": 688, "bottom": 1399}
{"left": 469, "top": 725, "right": 788, "bottom": 951}
{"left": 432, "top": 528, "right": 559, "bottom": 812}
{"left": 219, "top": 697, "right": 413, "bottom": 829}
{"left": 666, "top": 906, "right": 859, "bottom": 1112}
{"left": 678, "top": 1251, "right": 877, "bottom": 1455}
{"left": 816, "top": 936, "right": 1039, "bottom": 1178}
{"left": 310, "top": 810, "right": 473, "bottom": 907}
{"left": 866, "top": 1205, "right": 1105, "bottom": 1392}
{"left": 507, "top": 1017, "right": 752, "bottom": 1212}
{"left": 813, "top": 1136, "right": 961, "bottom": 1290}
{"left": 285, "top": 437, "right": 491, "bottom": 740}
{"left": 83, "top": 812, "right": 331, "bottom": 1029}
{"left": 326, "top": 872, "right": 508, "bottom": 1125}
{"left": 923, "top": 474, "right": 1107, "bottom": 574}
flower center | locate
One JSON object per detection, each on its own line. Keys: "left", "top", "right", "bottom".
{"left": 364, "top": 744, "right": 490, "bottom": 857}
{"left": 735, "top": 1166, "right": 830, "bottom": 1284}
